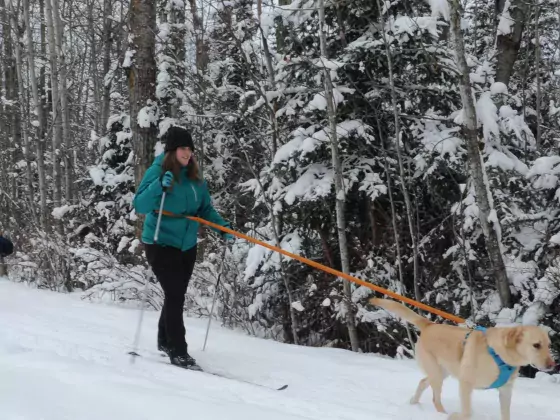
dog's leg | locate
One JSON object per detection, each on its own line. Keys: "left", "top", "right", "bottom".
{"left": 415, "top": 346, "right": 447, "bottom": 413}
{"left": 448, "top": 329, "right": 484, "bottom": 420}
{"left": 429, "top": 373, "right": 447, "bottom": 414}
{"left": 447, "top": 380, "right": 474, "bottom": 420}
{"left": 498, "top": 385, "right": 512, "bottom": 420}
{"left": 410, "top": 377, "right": 430, "bottom": 405}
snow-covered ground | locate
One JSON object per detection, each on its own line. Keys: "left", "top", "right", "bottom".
{"left": 1, "top": 278, "right": 559, "bottom": 420}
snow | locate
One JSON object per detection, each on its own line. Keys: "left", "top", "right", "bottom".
{"left": 308, "top": 92, "right": 328, "bottom": 111}
{"left": 2, "top": 279, "right": 560, "bottom": 420}
{"left": 551, "top": 233, "right": 560, "bottom": 245}
{"left": 497, "top": 0, "right": 514, "bottom": 35}
{"left": 312, "top": 57, "right": 344, "bottom": 70}
{"left": 137, "top": 101, "right": 158, "bottom": 128}
{"left": 274, "top": 121, "right": 368, "bottom": 165}
{"left": 244, "top": 241, "right": 270, "bottom": 280}
{"left": 291, "top": 301, "right": 305, "bottom": 312}
{"left": 417, "top": 120, "right": 463, "bottom": 157}
{"left": 89, "top": 167, "right": 105, "bottom": 186}
{"left": 523, "top": 302, "right": 547, "bottom": 326}
{"left": 386, "top": 16, "right": 439, "bottom": 39}
{"left": 427, "top": 0, "right": 450, "bottom": 21}
{"left": 117, "top": 236, "right": 132, "bottom": 253}
{"left": 52, "top": 205, "right": 77, "bottom": 220}
{"left": 260, "top": 10, "right": 276, "bottom": 37}
{"left": 122, "top": 49, "right": 135, "bottom": 68}
{"left": 284, "top": 164, "right": 334, "bottom": 205}
{"left": 527, "top": 156, "right": 560, "bottom": 189}
{"left": 476, "top": 92, "right": 500, "bottom": 141}
{"left": 491, "top": 82, "right": 508, "bottom": 95}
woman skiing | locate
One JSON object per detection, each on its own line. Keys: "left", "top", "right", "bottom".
{"left": 133, "top": 126, "right": 233, "bottom": 369}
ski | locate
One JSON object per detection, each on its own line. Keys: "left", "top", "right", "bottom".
{"left": 128, "top": 350, "right": 288, "bottom": 391}
{"left": 195, "top": 368, "right": 289, "bottom": 391}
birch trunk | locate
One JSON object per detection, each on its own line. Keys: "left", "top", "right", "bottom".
{"left": 45, "top": 0, "right": 63, "bottom": 212}
{"left": 258, "top": 14, "right": 278, "bottom": 156}
{"left": 168, "top": 0, "right": 186, "bottom": 119}
{"left": 8, "top": 0, "right": 36, "bottom": 220}
{"left": 1, "top": 0, "right": 15, "bottom": 175}
{"left": 2, "top": 0, "right": 22, "bottom": 204}
{"left": 318, "top": 0, "right": 359, "bottom": 352}
{"left": 187, "top": 0, "right": 206, "bottom": 174}
{"left": 450, "top": 0, "right": 512, "bottom": 308}
{"left": 39, "top": 0, "right": 48, "bottom": 141}
{"left": 89, "top": 1, "right": 102, "bottom": 135}
{"left": 0, "top": 57, "right": 6, "bottom": 221}
{"left": 535, "top": 3, "right": 542, "bottom": 148}
{"left": 23, "top": 0, "right": 48, "bottom": 229}
{"left": 101, "top": 0, "right": 113, "bottom": 131}
{"left": 51, "top": 0, "right": 73, "bottom": 202}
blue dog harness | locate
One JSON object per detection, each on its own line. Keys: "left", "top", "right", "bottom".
{"left": 463, "top": 326, "right": 516, "bottom": 389}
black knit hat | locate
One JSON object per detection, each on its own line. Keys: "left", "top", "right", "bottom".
{"left": 164, "top": 126, "right": 195, "bottom": 153}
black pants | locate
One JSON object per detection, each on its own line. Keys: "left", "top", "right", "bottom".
{"left": 145, "top": 243, "right": 197, "bottom": 357}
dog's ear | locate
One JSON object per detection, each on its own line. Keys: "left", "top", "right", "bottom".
{"left": 505, "top": 326, "right": 524, "bottom": 348}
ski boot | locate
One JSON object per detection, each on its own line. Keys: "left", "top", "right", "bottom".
{"left": 170, "top": 351, "right": 202, "bottom": 371}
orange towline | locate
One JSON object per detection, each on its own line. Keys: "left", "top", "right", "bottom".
{"left": 157, "top": 210, "right": 466, "bottom": 324}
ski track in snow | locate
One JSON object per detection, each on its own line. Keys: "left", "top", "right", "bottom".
{"left": 1, "top": 279, "right": 559, "bottom": 420}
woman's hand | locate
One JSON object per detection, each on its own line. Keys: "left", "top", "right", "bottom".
{"left": 161, "top": 171, "right": 174, "bottom": 188}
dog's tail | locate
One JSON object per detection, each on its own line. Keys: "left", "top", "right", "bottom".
{"left": 369, "top": 298, "right": 432, "bottom": 330}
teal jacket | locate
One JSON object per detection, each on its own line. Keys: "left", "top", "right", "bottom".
{"left": 133, "top": 154, "right": 229, "bottom": 251}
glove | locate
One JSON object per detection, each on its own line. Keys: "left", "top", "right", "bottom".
{"left": 161, "top": 171, "right": 174, "bottom": 189}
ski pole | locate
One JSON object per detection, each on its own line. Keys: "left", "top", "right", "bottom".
{"left": 129, "top": 189, "right": 167, "bottom": 363}
{"left": 202, "top": 241, "right": 229, "bottom": 351}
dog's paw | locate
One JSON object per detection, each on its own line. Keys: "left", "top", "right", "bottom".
{"left": 447, "top": 413, "right": 464, "bottom": 420}
{"left": 409, "top": 397, "right": 419, "bottom": 405}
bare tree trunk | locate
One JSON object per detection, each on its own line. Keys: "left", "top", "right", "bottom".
{"left": 168, "top": 0, "right": 186, "bottom": 119}
{"left": 275, "top": 0, "right": 291, "bottom": 53}
{"left": 45, "top": 0, "right": 63, "bottom": 213}
{"left": 89, "top": 1, "right": 102, "bottom": 136}
{"left": 188, "top": 0, "right": 208, "bottom": 73}
{"left": 0, "top": 56, "right": 7, "bottom": 223}
{"left": 187, "top": 0, "right": 208, "bottom": 256}
{"left": 376, "top": 0, "right": 421, "bottom": 306}
{"left": 1, "top": 0, "right": 19, "bottom": 197}
{"left": 495, "top": 0, "right": 529, "bottom": 86}
{"left": 8, "top": 0, "right": 36, "bottom": 221}
{"left": 128, "top": 0, "right": 158, "bottom": 187}
{"left": 51, "top": 0, "right": 73, "bottom": 202}
{"left": 450, "top": 0, "right": 512, "bottom": 308}
{"left": 39, "top": 0, "right": 48, "bottom": 140}
{"left": 23, "top": 0, "right": 48, "bottom": 229}
{"left": 258, "top": 16, "right": 279, "bottom": 156}
{"left": 101, "top": 0, "right": 113, "bottom": 132}
{"left": 318, "top": 0, "right": 359, "bottom": 352}
{"left": 534, "top": 2, "right": 542, "bottom": 148}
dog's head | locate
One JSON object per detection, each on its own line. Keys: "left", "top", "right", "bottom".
{"left": 505, "top": 326, "right": 556, "bottom": 371}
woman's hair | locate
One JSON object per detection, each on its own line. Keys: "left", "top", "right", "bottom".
{"left": 162, "top": 151, "right": 200, "bottom": 184}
